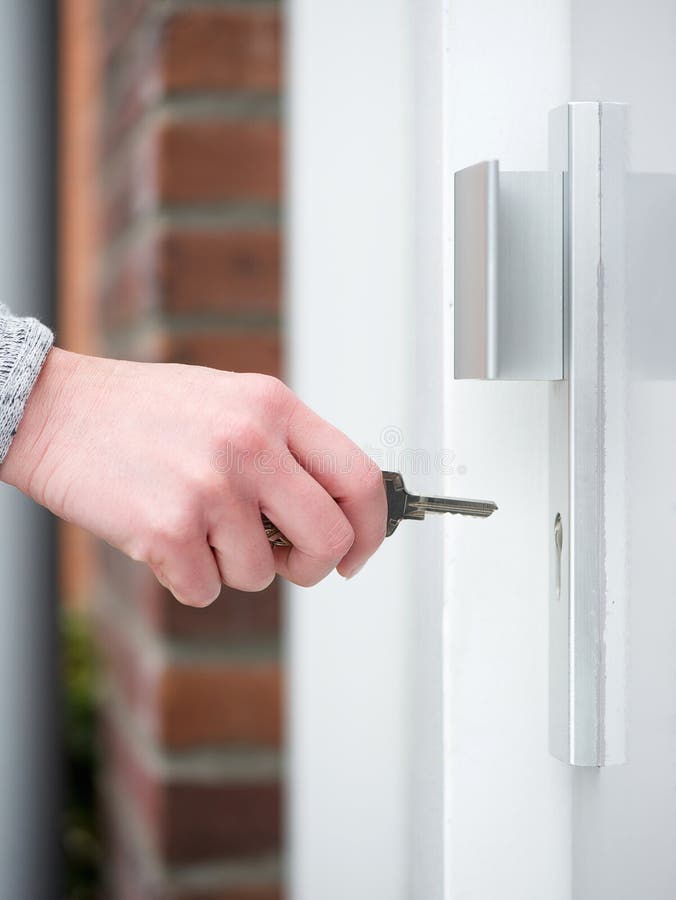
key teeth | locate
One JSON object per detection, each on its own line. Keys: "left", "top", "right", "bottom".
{"left": 406, "top": 508, "right": 426, "bottom": 522}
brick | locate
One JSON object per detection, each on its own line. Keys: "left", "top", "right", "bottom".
{"left": 103, "top": 126, "right": 158, "bottom": 239}
{"left": 104, "top": 328, "right": 281, "bottom": 376}
{"left": 103, "top": 0, "right": 155, "bottom": 59}
{"left": 103, "top": 9, "right": 281, "bottom": 149}
{"left": 159, "top": 664, "right": 283, "bottom": 749}
{"left": 107, "top": 722, "right": 282, "bottom": 863}
{"left": 162, "top": 9, "right": 281, "bottom": 92}
{"left": 104, "top": 120, "right": 280, "bottom": 239}
{"left": 158, "top": 120, "right": 280, "bottom": 204}
{"left": 59, "top": 523, "right": 98, "bottom": 610}
{"left": 101, "top": 1, "right": 163, "bottom": 151}
{"left": 175, "top": 889, "right": 282, "bottom": 900}
{"left": 76, "top": 1, "right": 287, "bottom": 889}
{"left": 105, "top": 836, "right": 147, "bottom": 900}
{"left": 59, "top": 0, "right": 103, "bottom": 351}
{"left": 101, "top": 230, "right": 160, "bottom": 329}
{"left": 167, "top": 782, "right": 281, "bottom": 862}
{"left": 104, "top": 51, "right": 162, "bottom": 152}
{"left": 98, "top": 600, "right": 282, "bottom": 749}
{"left": 160, "top": 230, "right": 281, "bottom": 316}
{"left": 103, "top": 228, "right": 281, "bottom": 329}
{"left": 98, "top": 609, "right": 160, "bottom": 740}
{"left": 162, "top": 588, "right": 280, "bottom": 643}
{"left": 166, "top": 330, "right": 281, "bottom": 376}
{"left": 101, "top": 543, "right": 281, "bottom": 641}
{"left": 107, "top": 811, "right": 282, "bottom": 900}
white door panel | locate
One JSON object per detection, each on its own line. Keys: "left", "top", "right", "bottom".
{"left": 290, "top": 0, "right": 676, "bottom": 897}
{"left": 288, "top": 2, "right": 413, "bottom": 899}
{"left": 442, "top": 0, "right": 572, "bottom": 896}
{"left": 570, "top": 182, "right": 676, "bottom": 897}
{"left": 439, "top": 0, "right": 676, "bottom": 896}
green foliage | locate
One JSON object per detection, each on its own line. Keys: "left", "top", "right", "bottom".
{"left": 61, "top": 611, "right": 101, "bottom": 900}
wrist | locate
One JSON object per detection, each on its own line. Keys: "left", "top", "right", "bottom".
{"left": 1, "top": 346, "right": 82, "bottom": 499}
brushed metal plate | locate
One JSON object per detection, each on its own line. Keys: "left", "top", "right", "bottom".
{"left": 454, "top": 162, "right": 563, "bottom": 380}
{"left": 548, "top": 102, "right": 628, "bottom": 767}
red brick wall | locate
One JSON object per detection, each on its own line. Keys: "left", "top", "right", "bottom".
{"left": 58, "top": 0, "right": 102, "bottom": 608}
{"left": 59, "top": 2, "right": 285, "bottom": 897}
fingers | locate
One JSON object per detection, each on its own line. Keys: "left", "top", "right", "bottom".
{"left": 143, "top": 383, "right": 385, "bottom": 598}
{"left": 271, "top": 539, "right": 343, "bottom": 588}
{"left": 260, "top": 457, "right": 355, "bottom": 587}
{"left": 151, "top": 536, "right": 222, "bottom": 608}
{"left": 286, "top": 404, "right": 386, "bottom": 578}
{"left": 208, "top": 501, "right": 276, "bottom": 592}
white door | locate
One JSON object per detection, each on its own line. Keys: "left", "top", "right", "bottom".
{"left": 289, "top": 1, "right": 676, "bottom": 898}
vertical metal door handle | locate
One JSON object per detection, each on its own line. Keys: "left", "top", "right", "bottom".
{"left": 453, "top": 102, "right": 630, "bottom": 767}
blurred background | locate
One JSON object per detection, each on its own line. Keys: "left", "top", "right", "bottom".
{"left": 2, "top": 2, "right": 411, "bottom": 898}
{"left": 15, "top": 1, "right": 284, "bottom": 897}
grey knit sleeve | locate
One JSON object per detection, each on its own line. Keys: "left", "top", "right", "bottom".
{"left": 0, "top": 304, "right": 54, "bottom": 463}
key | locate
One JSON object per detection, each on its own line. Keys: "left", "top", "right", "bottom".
{"left": 261, "top": 470, "right": 497, "bottom": 547}
{"left": 381, "top": 470, "right": 497, "bottom": 536}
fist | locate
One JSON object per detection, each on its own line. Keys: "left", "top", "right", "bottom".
{"left": 1, "top": 349, "right": 387, "bottom": 606}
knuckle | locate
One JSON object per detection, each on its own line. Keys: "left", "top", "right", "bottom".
{"left": 193, "top": 469, "right": 219, "bottom": 502}
{"left": 227, "top": 418, "right": 268, "bottom": 456}
{"left": 251, "top": 374, "right": 296, "bottom": 421}
{"left": 245, "top": 373, "right": 290, "bottom": 407}
{"left": 152, "top": 503, "right": 199, "bottom": 549}
{"left": 256, "top": 373, "right": 290, "bottom": 402}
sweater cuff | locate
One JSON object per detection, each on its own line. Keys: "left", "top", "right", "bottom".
{"left": 0, "top": 306, "right": 54, "bottom": 463}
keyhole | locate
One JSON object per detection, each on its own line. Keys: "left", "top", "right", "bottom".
{"left": 554, "top": 513, "right": 563, "bottom": 602}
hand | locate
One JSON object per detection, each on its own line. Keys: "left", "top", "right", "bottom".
{"left": 1, "top": 349, "right": 386, "bottom": 605}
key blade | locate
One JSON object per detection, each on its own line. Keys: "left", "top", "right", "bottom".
{"left": 407, "top": 495, "right": 498, "bottom": 519}
{"left": 382, "top": 470, "right": 498, "bottom": 532}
